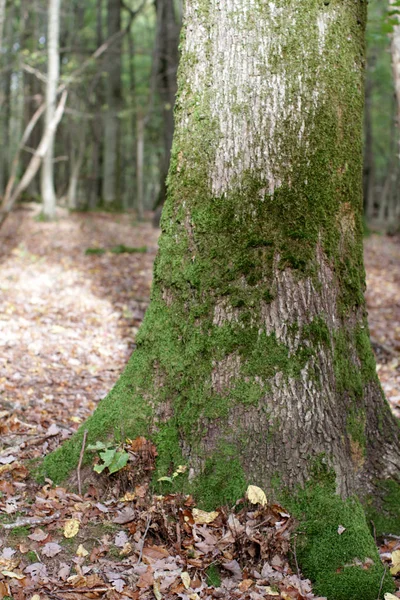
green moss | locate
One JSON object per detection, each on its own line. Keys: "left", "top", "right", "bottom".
{"left": 286, "top": 479, "right": 395, "bottom": 600}
{"left": 9, "top": 525, "right": 31, "bottom": 539}
{"left": 347, "top": 408, "right": 366, "bottom": 452}
{"left": 206, "top": 564, "right": 222, "bottom": 587}
{"left": 27, "top": 551, "right": 39, "bottom": 563}
{"left": 191, "top": 445, "right": 247, "bottom": 511}
{"left": 366, "top": 480, "right": 400, "bottom": 536}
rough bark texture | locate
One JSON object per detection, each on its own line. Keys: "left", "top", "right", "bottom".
{"left": 41, "top": 0, "right": 61, "bottom": 219}
{"left": 44, "top": 2, "right": 400, "bottom": 597}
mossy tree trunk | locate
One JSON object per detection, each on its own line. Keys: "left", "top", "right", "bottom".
{"left": 45, "top": 1, "right": 400, "bottom": 596}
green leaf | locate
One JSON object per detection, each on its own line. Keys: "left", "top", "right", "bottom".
{"left": 94, "top": 463, "right": 107, "bottom": 474}
{"left": 158, "top": 476, "right": 173, "bottom": 483}
{"left": 108, "top": 451, "right": 129, "bottom": 474}
{"left": 99, "top": 449, "right": 117, "bottom": 468}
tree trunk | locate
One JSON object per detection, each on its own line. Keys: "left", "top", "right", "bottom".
{"left": 41, "top": 0, "right": 61, "bottom": 219}
{"left": 136, "top": 111, "right": 145, "bottom": 221}
{"left": 0, "top": 0, "right": 6, "bottom": 56}
{"left": 101, "top": 0, "right": 122, "bottom": 208}
{"left": 153, "top": 0, "right": 180, "bottom": 212}
{"left": 44, "top": 2, "right": 400, "bottom": 598}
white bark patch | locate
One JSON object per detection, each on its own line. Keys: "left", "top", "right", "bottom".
{"left": 182, "top": 0, "right": 339, "bottom": 196}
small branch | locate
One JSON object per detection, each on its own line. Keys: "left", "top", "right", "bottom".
{"left": 376, "top": 565, "right": 388, "bottom": 600}
{"left": 292, "top": 534, "right": 304, "bottom": 597}
{"left": 2, "top": 512, "right": 61, "bottom": 530}
{"left": 137, "top": 516, "right": 152, "bottom": 564}
{"left": 22, "top": 62, "right": 47, "bottom": 84}
{"left": 77, "top": 430, "right": 88, "bottom": 496}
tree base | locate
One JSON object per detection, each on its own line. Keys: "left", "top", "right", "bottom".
{"left": 285, "top": 479, "right": 395, "bottom": 600}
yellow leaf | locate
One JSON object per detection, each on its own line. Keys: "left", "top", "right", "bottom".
{"left": 384, "top": 594, "right": 399, "bottom": 600}
{"left": 70, "top": 416, "right": 81, "bottom": 423}
{"left": 246, "top": 485, "right": 268, "bottom": 507}
{"left": 31, "top": 595, "right": 41, "bottom": 600}
{"left": 1, "top": 570, "right": 25, "bottom": 580}
{"left": 181, "top": 571, "right": 191, "bottom": 589}
{"left": 390, "top": 549, "right": 400, "bottom": 575}
{"left": 173, "top": 465, "right": 187, "bottom": 476}
{"left": 153, "top": 579, "right": 162, "bottom": 600}
{"left": 121, "top": 491, "right": 136, "bottom": 502}
{"left": 63, "top": 518, "right": 80, "bottom": 538}
{"left": 192, "top": 508, "right": 219, "bottom": 524}
{"left": 264, "top": 587, "right": 280, "bottom": 596}
{"left": 76, "top": 544, "right": 88, "bottom": 557}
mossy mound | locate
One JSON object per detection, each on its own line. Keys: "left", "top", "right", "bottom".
{"left": 287, "top": 481, "right": 395, "bottom": 600}
{"left": 365, "top": 479, "right": 400, "bottom": 537}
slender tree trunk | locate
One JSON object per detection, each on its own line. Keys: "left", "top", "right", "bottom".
{"left": 0, "top": 0, "right": 6, "bottom": 55}
{"left": 363, "top": 66, "right": 375, "bottom": 221}
{"left": 41, "top": 0, "right": 61, "bottom": 219}
{"left": 101, "top": 0, "right": 122, "bottom": 207}
{"left": 136, "top": 112, "right": 145, "bottom": 221}
{"left": 45, "top": 3, "right": 400, "bottom": 597}
{"left": 154, "top": 0, "right": 180, "bottom": 212}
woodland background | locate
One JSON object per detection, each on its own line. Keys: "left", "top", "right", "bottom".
{"left": 0, "top": 2, "right": 400, "bottom": 600}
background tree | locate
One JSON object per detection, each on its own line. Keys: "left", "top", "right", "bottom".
{"left": 43, "top": 1, "right": 400, "bottom": 599}
{"left": 41, "top": 0, "right": 61, "bottom": 219}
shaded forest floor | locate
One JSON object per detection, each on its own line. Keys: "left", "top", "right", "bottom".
{"left": 0, "top": 205, "right": 399, "bottom": 600}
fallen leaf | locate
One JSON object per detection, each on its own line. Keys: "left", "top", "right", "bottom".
{"left": 192, "top": 508, "right": 219, "bottom": 524}
{"left": 42, "top": 542, "right": 62, "bottom": 557}
{"left": 384, "top": 594, "right": 399, "bottom": 600}
{"left": 390, "top": 550, "right": 400, "bottom": 575}
{"left": 239, "top": 579, "right": 253, "bottom": 592}
{"left": 76, "top": 544, "right": 89, "bottom": 557}
{"left": 181, "top": 571, "right": 191, "bottom": 589}
{"left": 246, "top": 485, "right": 268, "bottom": 507}
{"left": 1, "top": 570, "right": 25, "bottom": 579}
{"left": 64, "top": 518, "right": 80, "bottom": 538}
{"left": 153, "top": 579, "right": 162, "bottom": 600}
{"left": 337, "top": 524, "right": 346, "bottom": 535}
{"left": 28, "top": 529, "right": 48, "bottom": 542}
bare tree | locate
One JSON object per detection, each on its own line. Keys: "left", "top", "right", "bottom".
{"left": 41, "top": 0, "right": 61, "bottom": 219}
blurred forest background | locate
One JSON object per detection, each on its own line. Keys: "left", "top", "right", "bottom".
{"left": 0, "top": 0, "right": 399, "bottom": 230}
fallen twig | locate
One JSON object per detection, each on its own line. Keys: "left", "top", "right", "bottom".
{"left": 137, "top": 516, "right": 152, "bottom": 564}
{"left": 1, "top": 511, "right": 61, "bottom": 530}
{"left": 77, "top": 429, "right": 88, "bottom": 496}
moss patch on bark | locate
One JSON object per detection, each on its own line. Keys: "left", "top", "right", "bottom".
{"left": 286, "top": 478, "right": 395, "bottom": 600}
{"left": 365, "top": 479, "right": 400, "bottom": 536}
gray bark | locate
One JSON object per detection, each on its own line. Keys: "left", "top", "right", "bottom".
{"left": 41, "top": 0, "right": 61, "bottom": 219}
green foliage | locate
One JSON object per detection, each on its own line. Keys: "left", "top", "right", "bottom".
{"left": 85, "top": 248, "right": 106, "bottom": 255}
{"left": 206, "top": 564, "right": 222, "bottom": 587}
{"left": 110, "top": 245, "right": 147, "bottom": 254}
{"left": 85, "top": 245, "right": 147, "bottom": 255}
{"left": 87, "top": 441, "right": 129, "bottom": 474}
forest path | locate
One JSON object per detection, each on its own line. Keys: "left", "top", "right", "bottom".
{"left": 0, "top": 206, "right": 399, "bottom": 455}
{"left": 0, "top": 205, "right": 159, "bottom": 458}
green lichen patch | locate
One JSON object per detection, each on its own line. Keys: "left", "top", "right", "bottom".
{"left": 286, "top": 480, "right": 394, "bottom": 600}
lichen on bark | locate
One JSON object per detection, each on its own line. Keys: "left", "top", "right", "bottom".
{"left": 43, "top": 1, "right": 400, "bottom": 597}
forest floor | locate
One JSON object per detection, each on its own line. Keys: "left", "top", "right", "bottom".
{"left": 0, "top": 204, "right": 399, "bottom": 600}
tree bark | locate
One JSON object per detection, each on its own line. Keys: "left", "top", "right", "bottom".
{"left": 44, "top": 2, "right": 400, "bottom": 597}
{"left": 41, "top": 0, "right": 61, "bottom": 219}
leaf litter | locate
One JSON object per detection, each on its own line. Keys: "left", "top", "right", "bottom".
{"left": 0, "top": 207, "right": 399, "bottom": 598}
